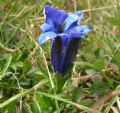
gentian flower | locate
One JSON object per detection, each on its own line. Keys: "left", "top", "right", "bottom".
{"left": 38, "top": 5, "right": 91, "bottom": 76}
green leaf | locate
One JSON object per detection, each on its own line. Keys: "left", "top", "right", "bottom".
{"left": 0, "top": 54, "right": 12, "bottom": 77}
{"left": 89, "top": 81, "right": 110, "bottom": 96}
{"left": 7, "top": 102, "right": 15, "bottom": 113}
{"left": 17, "top": 49, "right": 29, "bottom": 61}
{"left": 76, "top": 61, "right": 98, "bottom": 70}
{"left": 11, "top": 61, "right": 23, "bottom": 71}
{"left": 29, "top": 97, "right": 41, "bottom": 113}
{"left": 36, "top": 94, "right": 53, "bottom": 113}
{"left": 55, "top": 67, "right": 73, "bottom": 93}
{"left": 23, "top": 59, "right": 32, "bottom": 74}
{"left": 36, "top": 91, "right": 93, "bottom": 112}
{"left": 93, "top": 58, "right": 105, "bottom": 71}
{"left": 72, "top": 87, "right": 83, "bottom": 102}
{"left": 36, "top": 57, "right": 48, "bottom": 77}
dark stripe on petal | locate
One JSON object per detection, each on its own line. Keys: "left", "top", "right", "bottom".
{"left": 51, "top": 37, "right": 62, "bottom": 72}
{"left": 60, "top": 38, "right": 82, "bottom": 76}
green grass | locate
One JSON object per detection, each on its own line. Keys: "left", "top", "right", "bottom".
{"left": 0, "top": 0, "right": 120, "bottom": 113}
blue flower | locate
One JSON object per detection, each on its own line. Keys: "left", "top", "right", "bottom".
{"left": 38, "top": 5, "right": 91, "bottom": 76}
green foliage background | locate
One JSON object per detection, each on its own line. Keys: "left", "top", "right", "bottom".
{"left": 0, "top": 0, "right": 120, "bottom": 113}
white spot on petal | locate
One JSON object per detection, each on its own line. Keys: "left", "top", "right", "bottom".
{"left": 46, "top": 36, "right": 50, "bottom": 40}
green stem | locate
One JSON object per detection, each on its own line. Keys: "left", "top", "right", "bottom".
{"left": 53, "top": 88, "right": 60, "bottom": 113}
{"left": 0, "top": 54, "right": 12, "bottom": 80}
{"left": 0, "top": 42, "right": 15, "bottom": 52}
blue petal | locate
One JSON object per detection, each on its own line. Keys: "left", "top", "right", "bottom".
{"left": 64, "top": 12, "right": 83, "bottom": 31}
{"left": 57, "top": 10, "right": 68, "bottom": 29}
{"left": 44, "top": 5, "right": 58, "bottom": 26}
{"left": 69, "top": 31, "right": 85, "bottom": 38}
{"left": 40, "top": 23, "right": 55, "bottom": 32}
{"left": 63, "top": 30, "right": 84, "bottom": 39}
{"left": 74, "top": 25, "right": 91, "bottom": 35}
{"left": 44, "top": 5, "right": 68, "bottom": 30}
{"left": 63, "top": 25, "right": 91, "bottom": 39}
{"left": 38, "top": 31, "right": 57, "bottom": 45}
{"left": 60, "top": 38, "right": 82, "bottom": 75}
{"left": 51, "top": 37, "right": 62, "bottom": 72}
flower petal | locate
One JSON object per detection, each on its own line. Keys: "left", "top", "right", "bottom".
{"left": 57, "top": 10, "right": 68, "bottom": 29}
{"left": 73, "top": 25, "right": 91, "bottom": 35}
{"left": 44, "top": 5, "right": 68, "bottom": 30}
{"left": 38, "top": 31, "right": 57, "bottom": 45}
{"left": 63, "top": 25, "right": 91, "bottom": 39}
{"left": 64, "top": 12, "right": 83, "bottom": 31}
{"left": 60, "top": 38, "right": 82, "bottom": 75}
{"left": 44, "top": 5, "right": 58, "bottom": 26}
{"left": 38, "top": 5, "right": 91, "bottom": 76}
{"left": 40, "top": 23, "right": 55, "bottom": 32}
{"left": 51, "top": 37, "right": 62, "bottom": 72}
{"left": 69, "top": 31, "right": 85, "bottom": 38}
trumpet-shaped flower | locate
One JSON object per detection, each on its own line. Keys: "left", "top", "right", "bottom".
{"left": 38, "top": 5, "right": 91, "bottom": 76}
